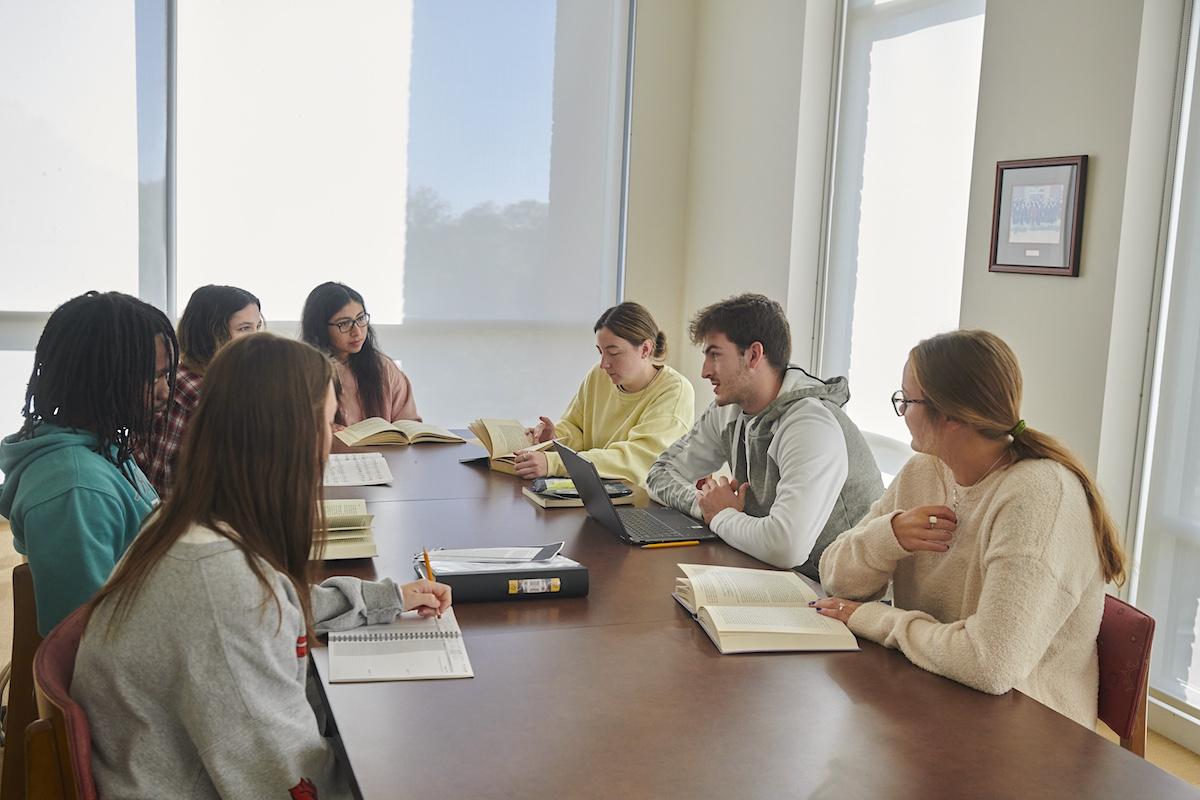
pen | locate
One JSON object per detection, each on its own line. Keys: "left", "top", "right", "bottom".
{"left": 422, "top": 548, "right": 441, "bottom": 618}
{"left": 641, "top": 540, "right": 701, "bottom": 549}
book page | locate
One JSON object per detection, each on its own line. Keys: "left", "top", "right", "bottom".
{"left": 322, "top": 497, "right": 373, "bottom": 530}
{"left": 679, "top": 564, "right": 817, "bottom": 607}
{"left": 392, "top": 420, "right": 464, "bottom": 442}
{"left": 323, "top": 453, "right": 394, "bottom": 486}
{"left": 703, "top": 604, "right": 846, "bottom": 634}
{"left": 334, "top": 417, "right": 398, "bottom": 446}
{"left": 478, "top": 418, "right": 533, "bottom": 457}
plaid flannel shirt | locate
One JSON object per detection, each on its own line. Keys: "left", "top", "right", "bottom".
{"left": 136, "top": 364, "right": 203, "bottom": 497}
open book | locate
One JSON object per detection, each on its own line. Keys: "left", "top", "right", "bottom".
{"left": 466, "top": 418, "right": 556, "bottom": 476}
{"left": 328, "top": 608, "right": 474, "bottom": 683}
{"left": 335, "top": 417, "right": 465, "bottom": 447}
{"left": 312, "top": 499, "right": 377, "bottom": 560}
{"left": 673, "top": 564, "right": 858, "bottom": 654}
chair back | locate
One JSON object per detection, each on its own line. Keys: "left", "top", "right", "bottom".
{"left": 1097, "top": 594, "right": 1155, "bottom": 757}
{"left": 2, "top": 563, "right": 42, "bottom": 800}
{"left": 26, "top": 606, "right": 96, "bottom": 800}
{"left": 861, "top": 431, "right": 915, "bottom": 486}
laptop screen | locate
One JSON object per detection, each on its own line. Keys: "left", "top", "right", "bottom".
{"left": 553, "top": 443, "right": 628, "bottom": 538}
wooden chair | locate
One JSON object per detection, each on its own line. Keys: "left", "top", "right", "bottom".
{"left": 1097, "top": 594, "right": 1156, "bottom": 757}
{"left": 25, "top": 607, "right": 96, "bottom": 800}
{"left": 2, "top": 563, "right": 42, "bottom": 800}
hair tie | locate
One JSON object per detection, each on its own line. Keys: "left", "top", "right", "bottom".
{"left": 1009, "top": 419, "right": 1026, "bottom": 437}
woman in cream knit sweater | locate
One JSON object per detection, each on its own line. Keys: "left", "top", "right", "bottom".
{"left": 814, "top": 330, "right": 1126, "bottom": 728}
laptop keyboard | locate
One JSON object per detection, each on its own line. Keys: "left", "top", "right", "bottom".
{"left": 615, "top": 508, "right": 696, "bottom": 541}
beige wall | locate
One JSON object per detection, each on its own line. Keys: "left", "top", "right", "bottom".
{"left": 959, "top": 0, "right": 1183, "bottom": 534}
{"left": 626, "top": 0, "right": 1185, "bottom": 533}
{"left": 624, "top": 0, "right": 826, "bottom": 415}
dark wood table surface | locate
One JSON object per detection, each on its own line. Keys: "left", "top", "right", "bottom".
{"left": 313, "top": 441, "right": 1198, "bottom": 799}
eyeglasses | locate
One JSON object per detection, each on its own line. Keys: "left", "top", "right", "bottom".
{"left": 891, "top": 390, "right": 926, "bottom": 417}
{"left": 328, "top": 312, "right": 370, "bottom": 334}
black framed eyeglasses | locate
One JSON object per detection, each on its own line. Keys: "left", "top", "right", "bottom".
{"left": 891, "top": 390, "right": 926, "bottom": 417}
{"left": 328, "top": 312, "right": 370, "bottom": 334}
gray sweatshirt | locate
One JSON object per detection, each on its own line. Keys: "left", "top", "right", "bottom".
{"left": 71, "top": 524, "right": 408, "bottom": 799}
{"left": 646, "top": 366, "right": 884, "bottom": 579}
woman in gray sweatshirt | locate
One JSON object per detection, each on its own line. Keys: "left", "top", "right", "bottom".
{"left": 71, "top": 333, "right": 451, "bottom": 800}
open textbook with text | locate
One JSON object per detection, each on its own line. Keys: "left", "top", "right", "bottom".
{"left": 673, "top": 564, "right": 858, "bottom": 654}
{"left": 466, "top": 418, "right": 556, "bottom": 476}
{"left": 312, "top": 498, "right": 377, "bottom": 560}
{"left": 335, "top": 417, "right": 465, "bottom": 447}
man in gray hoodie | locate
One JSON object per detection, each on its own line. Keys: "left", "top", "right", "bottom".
{"left": 647, "top": 294, "right": 883, "bottom": 580}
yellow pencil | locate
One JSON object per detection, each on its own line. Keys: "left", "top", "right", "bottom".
{"left": 421, "top": 548, "right": 441, "bottom": 618}
{"left": 640, "top": 540, "right": 701, "bottom": 549}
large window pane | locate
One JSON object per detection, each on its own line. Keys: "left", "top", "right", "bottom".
{"left": 175, "top": 0, "right": 627, "bottom": 425}
{"left": 1137, "top": 24, "right": 1200, "bottom": 724}
{"left": 0, "top": 1, "right": 140, "bottom": 310}
{"left": 823, "top": 0, "right": 984, "bottom": 439}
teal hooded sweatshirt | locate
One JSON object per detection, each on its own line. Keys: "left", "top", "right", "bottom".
{"left": 0, "top": 424, "right": 157, "bottom": 635}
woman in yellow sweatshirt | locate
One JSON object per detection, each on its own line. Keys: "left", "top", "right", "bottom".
{"left": 514, "top": 302, "right": 694, "bottom": 486}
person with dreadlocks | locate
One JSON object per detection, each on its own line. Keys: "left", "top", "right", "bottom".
{"left": 0, "top": 291, "right": 177, "bottom": 636}
{"left": 136, "top": 284, "right": 263, "bottom": 496}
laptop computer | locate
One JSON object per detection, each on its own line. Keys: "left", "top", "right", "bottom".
{"left": 554, "top": 443, "right": 717, "bottom": 545}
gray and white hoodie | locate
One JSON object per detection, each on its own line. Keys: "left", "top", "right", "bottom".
{"left": 647, "top": 366, "right": 884, "bottom": 580}
{"left": 71, "top": 524, "right": 408, "bottom": 800}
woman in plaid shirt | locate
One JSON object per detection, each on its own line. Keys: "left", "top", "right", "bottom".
{"left": 137, "top": 285, "right": 263, "bottom": 496}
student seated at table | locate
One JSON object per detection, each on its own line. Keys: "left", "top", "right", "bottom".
{"left": 301, "top": 281, "right": 420, "bottom": 429}
{"left": 136, "top": 284, "right": 262, "bottom": 496}
{"left": 0, "top": 291, "right": 175, "bottom": 636}
{"left": 71, "top": 333, "right": 451, "bottom": 799}
{"left": 514, "top": 301, "right": 695, "bottom": 486}
{"left": 814, "top": 330, "right": 1126, "bottom": 729}
{"left": 645, "top": 294, "right": 882, "bottom": 580}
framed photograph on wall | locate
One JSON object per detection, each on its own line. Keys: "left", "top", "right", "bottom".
{"left": 989, "top": 155, "right": 1087, "bottom": 276}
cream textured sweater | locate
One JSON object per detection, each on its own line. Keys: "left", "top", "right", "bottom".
{"left": 820, "top": 454, "right": 1104, "bottom": 728}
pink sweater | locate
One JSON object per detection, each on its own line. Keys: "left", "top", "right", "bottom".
{"left": 334, "top": 355, "right": 420, "bottom": 425}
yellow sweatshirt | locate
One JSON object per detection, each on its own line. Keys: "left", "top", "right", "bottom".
{"left": 543, "top": 364, "right": 695, "bottom": 486}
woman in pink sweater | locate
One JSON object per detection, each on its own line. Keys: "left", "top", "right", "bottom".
{"left": 815, "top": 330, "right": 1126, "bottom": 727}
{"left": 300, "top": 282, "right": 420, "bottom": 428}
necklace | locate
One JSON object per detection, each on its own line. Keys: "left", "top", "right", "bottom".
{"left": 950, "top": 450, "right": 1010, "bottom": 515}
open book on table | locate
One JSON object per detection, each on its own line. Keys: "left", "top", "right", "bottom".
{"left": 466, "top": 418, "right": 556, "bottom": 476}
{"left": 673, "top": 564, "right": 858, "bottom": 654}
{"left": 312, "top": 499, "right": 377, "bottom": 560}
{"left": 335, "top": 417, "right": 465, "bottom": 447}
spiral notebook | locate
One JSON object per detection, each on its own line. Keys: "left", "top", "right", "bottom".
{"left": 328, "top": 608, "right": 474, "bottom": 683}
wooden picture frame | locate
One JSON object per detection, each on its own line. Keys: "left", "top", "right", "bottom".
{"left": 989, "top": 155, "right": 1087, "bottom": 276}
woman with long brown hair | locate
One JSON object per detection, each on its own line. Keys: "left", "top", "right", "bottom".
{"left": 136, "top": 284, "right": 263, "bottom": 496}
{"left": 516, "top": 301, "right": 694, "bottom": 485}
{"left": 814, "top": 329, "right": 1125, "bottom": 728}
{"left": 71, "top": 333, "right": 450, "bottom": 799}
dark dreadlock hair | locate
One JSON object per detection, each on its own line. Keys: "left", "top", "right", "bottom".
{"left": 299, "top": 282, "right": 386, "bottom": 424}
{"left": 19, "top": 291, "right": 178, "bottom": 483}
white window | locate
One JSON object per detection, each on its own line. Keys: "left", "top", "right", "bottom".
{"left": 0, "top": 1, "right": 147, "bottom": 447}
{"left": 1133, "top": 7, "right": 1200, "bottom": 746}
{"left": 821, "top": 0, "right": 985, "bottom": 440}
{"left": 175, "top": 0, "right": 631, "bottom": 426}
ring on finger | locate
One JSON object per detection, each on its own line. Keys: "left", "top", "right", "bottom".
{"left": 837, "top": 602, "right": 845, "bottom": 612}
{"left": 928, "top": 514, "right": 937, "bottom": 529}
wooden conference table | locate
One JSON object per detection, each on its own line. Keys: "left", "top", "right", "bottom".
{"left": 315, "top": 441, "right": 1197, "bottom": 799}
